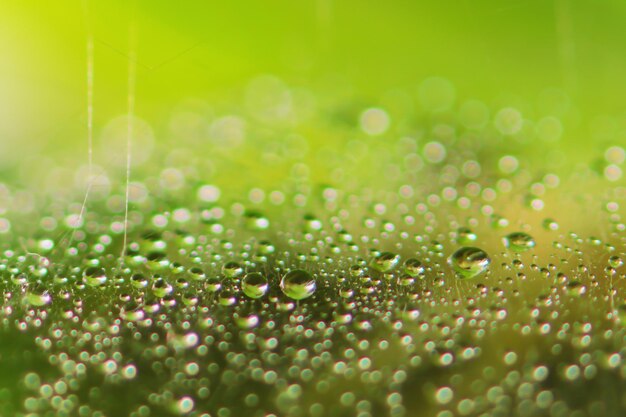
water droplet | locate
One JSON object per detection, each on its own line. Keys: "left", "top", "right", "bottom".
{"left": 244, "top": 211, "right": 270, "bottom": 230}
{"left": 448, "top": 247, "right": 490, "bottom": 278}
{"left": 257, "top": 240, "right": 275, "bottom": 255}
{"left": 370, "top": 252, "right": 400, "bottom": 272}
{"left": 205, "top": 277, "right": 222, "bottom": 292}
{"left": 24, "top": 285, "right": 51, "bottom": 306}
{"left": 503, "top": 232, "right": 536, "bottom": 252}
{"left": 83, "top": 266, "right": 107, "bottom": 287}
{"left": 609, "top": 256, "right": 623, "bottom": 269}
{"left": 280, "top": 269, "right": 316, "bottom": 300}
{"left": 456, "top": 227, "right": 477, "bottom": 244}
{"left": 403, "top": 258, "right": 425, "bottom": 276}
{"left": 130, "top": 273, "right": 148, "bottom": 289}
{"left": 566, "top": 280, "right": 586, "bottom": 297}
{"left": 152, "top": 276, "right": 173, "bottom": 298}
{"left": 188, "top": 266, "right": 206, "bottom": 281}
{"left": 120, "top": 301, "right": 145, "bottom": 321}
{"left": 234, "top": 313, "right": 260, "bottom": 329}
{"left": 222, "top": 261, "right": 244, "bottom": 278}
{"left": 542, "top": 218, "right": 559, "bottom": 231}
{"left": 303, "top": 214, "right": 323, "bottom": 231}
{"left": 175, "top": 396, "right": 194, "bottom": 414}
{"left": 242, "top": 272, "right": 269, "bottom": 299}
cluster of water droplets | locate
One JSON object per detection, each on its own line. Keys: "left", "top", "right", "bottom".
{"left": 1, "top": 78, "right": 626, "bottom": 417}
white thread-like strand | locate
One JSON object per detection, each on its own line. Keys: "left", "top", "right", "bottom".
{"left": 77, "top": 34, "right": 95, "bottom": 226}
{"left": 122, "top": 21, "right": 137, "bottom": 261}
{"left": 67, "top": 21, "right": 95, "bottom": 250}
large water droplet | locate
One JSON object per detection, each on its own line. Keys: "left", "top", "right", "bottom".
{"left": 280, "top": 269, "right": 316, "bottom": 300}
{"left": 242, "top": 272, "right": 269, "bottom": 299}
{"left": 448, "top": 247, "right": 490, "bottom": 278}
{"left": 503, "top": 232, "right": 536, "bottom": 252}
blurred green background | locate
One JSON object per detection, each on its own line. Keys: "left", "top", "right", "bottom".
{"left": 2, "top": 4, "right": 626, "bottom": 416}
{"left": 1, "top": 0, "right": 626, "bottom": 170}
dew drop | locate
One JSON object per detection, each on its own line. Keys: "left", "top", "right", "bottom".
{"left": 503, "top": 232, "right": 536, "bottom": 252}
{"left": 280, "top": 269, "right": 316, "bottom": 300}
{"left": 242, "top": 272, "right": 269, "bottom": 299}
{"left": 448, "top": 247, "right": 490, "bottom": 278}
{"left": 370, "top": 252, "right": 401, "bottom": 273}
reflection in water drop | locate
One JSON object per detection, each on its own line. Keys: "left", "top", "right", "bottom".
{"left": 448, "top": 247, "right": 490, "bottom": 278}
{"left": 280, "top": 269, "right": 316, "bottom": 300}
{"left": 503, "top": 232, "right": 536, "bottom": 252}
{"left": 242, "top": 272, "right": 269, "bottom": 299}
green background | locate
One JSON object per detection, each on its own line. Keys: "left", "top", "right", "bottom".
{"left": 2, "top": 0, "right": 626, "bottom": 166}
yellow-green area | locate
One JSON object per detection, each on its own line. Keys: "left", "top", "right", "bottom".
{"left": 2, "top": 1, "right": 626, "bottom": 170}
{"left": 1, "top": 2, "right": 626, "bottom": 417}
